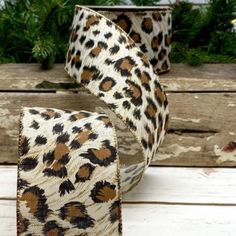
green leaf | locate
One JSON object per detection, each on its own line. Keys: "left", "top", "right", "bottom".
{"left": 35, "top": 80, "right": 81, "bottom": 89}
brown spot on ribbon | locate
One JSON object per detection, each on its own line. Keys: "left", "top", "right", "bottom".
{"left": 96, "top": 116, "right": 112, "bottom": 127}
{"left": 20, "top": 192, "right": 39, "bottom": 215}
{"left": 91, "top": 181, "right": 117, "bottom": 202}
{"left": 110, "top": 201, "right": 121, "bottom": 223}
{"left": 114, "top": 14, "right": 132, "bottom": 33}
{"left": 74, "top": 112, "right": 90, "bottom": 120}
{"left": 67, "top": 50, "right": 72, "bottom": 62}
{"left": 92, "top": 147, "right": 112, "bottom": 160}
{"left": 43, "top": 220, "right": 64, "bottom": 235}
{"left": 81, "top": 66, "right": 100, "bottom": 83}
{"left": 118, "top": 19, "right": 128, "bottom": 30}
{"left": 97, "top": 186, "right": 116, "bottom": 202}
{"left": 78, "top": 166, "right": 90, "bottom": 178}
{"left": 81, "top": 69, "right": 94, "bottom": 82}
{"left": 158, "top": 48, "right": 167, "bottom": 61}
{"left": 148, "top": 132, "right": 154, "bottom": 145}
{"left": 101, "top": 117, "right": 111, "bottom": 126}
{"left": 59, "top": 202, "right": 94, "bottom": 229}
{"left": 85, "top": 15, "right": 99, "bottom": 30}
{"left": 153, "top": 12, "right": 162, "bottom": 21}
{"left": 165, "top": 34, "right": 171, "bottom": 46}
{"left": 90, "top": 47, "right": 102, "bottom": 57}
{"left": 101, "top": 80, "right": 113, "bottom": 91}
{"left": 151, "top": 36, "right": 160, "bottom": 51}
{"left": 140, "top": 72, "right": 150, "bottom": 85}
{"left": 75, "top": 163, "right": 95, "bottom": 183}
{"left": 41, "top": 110, "right": 61, "bottom": 120}
{"left": 120, "top": 59, "right": 135, "bottom": 72}
{"left": 71, "top": 31, "right": 78, "bottom": 42}
{"left": 51, "top": 162, "right": 63, "bottom": 172}
{"left": 142, "top": 17, "right": 153, "bottom": 33}
{"left": 66, "top": 204, "right": 85, "bottom": 220}
{"left": 19, "top": 186, "right": 50, "bottom": 222}
{"left": 46, "top": 228, "right": 59, "bottom": 236}
{"left": 130, "top": 31, "right": 141, "bottom": 43}
{"left": 44, "top": 111, "right": 56, "bottom": 118}
{"left": 81, "top": 142, "right": 116, "bottom": 166}
{"left": 141, "top": 55, "right": 149, "bottom": 66}
{"left": 155, "top": 86, "right": 165, "bottom": 104}
{"left": 146, "top": 104, "right": 156, "bottom": 118}
{"left": 54, "top": 143, "right": 69, "bottom": 161}
{"left": 76, "top": 130, "right": 90, "bottom": 145}
{"left": 74, "top": 54, "right": 80, "bottom": 63}
{"left": 127, "top": 81, "right": 141, "bottom": 99}
{"left": 114, "top": 56, "right": 136, "bottom": 76}
{"left": 99, "top": 77, "right": 116, "bottom": 92}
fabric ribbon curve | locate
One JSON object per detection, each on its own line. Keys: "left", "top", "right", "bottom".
{"left": 17, "top": 6, "right": 170, "bottom": 235}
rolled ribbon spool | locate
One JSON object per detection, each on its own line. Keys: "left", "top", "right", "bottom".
{"left": 95, "top": 6, "right": 172, "bottom": 74}
{"left": 17, "top": 6, "right": 169, "bottom": 235}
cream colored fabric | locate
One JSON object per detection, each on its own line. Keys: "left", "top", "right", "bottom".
{"left": 17, "top": 6, "right": 170, "bottom": 235}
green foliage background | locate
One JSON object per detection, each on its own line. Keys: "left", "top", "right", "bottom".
{"left": 0, "top": 0, "right": 235, "bottom": 68}
{"left": 171, "top": 0, "right": 236, "bottom": 64}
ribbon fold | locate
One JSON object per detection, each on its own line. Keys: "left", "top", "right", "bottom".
{"left": 17, "top": 6, "right": 170, "bottom": 235}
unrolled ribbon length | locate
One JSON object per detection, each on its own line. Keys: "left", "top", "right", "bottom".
{"left": 17, "top": 6, "right": 170, "bottom": 235}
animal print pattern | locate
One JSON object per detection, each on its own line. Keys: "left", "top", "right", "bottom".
{"left": 65, "top": 5, "right": 169, "bottom": 174}
{"left": 18, "top": 107, "right": 121, "bottom": 235}
{"left": 99, "top": 8, "right": 172, "bottom": 74}
{"left": 17, "top": 5, "right": 169, "bottom": 235}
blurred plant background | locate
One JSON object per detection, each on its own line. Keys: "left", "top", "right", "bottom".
{"left": 171, "top": 0, "right": 236, "bottom": 65}
{"left": 0, "top": 0, "right": 235, "bottom": 68}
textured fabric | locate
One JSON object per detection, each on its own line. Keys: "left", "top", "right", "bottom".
{"left": 99, "top": 8, "right": 172, "bottom": 74}
{"left": 17, "top": 6, "right": 169, "bottom": 235}
{"left": 17, "top": 108, "right": 121, "bottom": 235}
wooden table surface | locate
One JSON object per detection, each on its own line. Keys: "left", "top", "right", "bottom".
{"left": 0, "top": 63, "right": 236, "bottom": 235}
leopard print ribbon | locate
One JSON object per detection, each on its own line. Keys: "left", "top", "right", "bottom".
{"left": 17, "top": 6, "right": 170, "bottom": 235}
{"left": 97, "top": 6, "right": 172, "bottom": 74}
